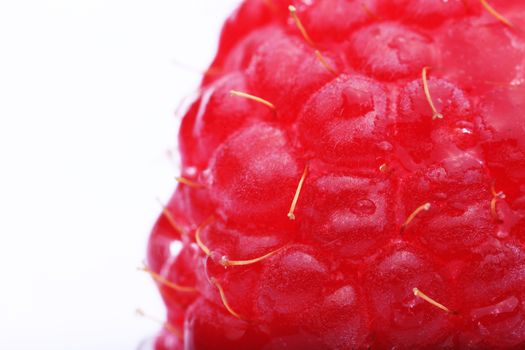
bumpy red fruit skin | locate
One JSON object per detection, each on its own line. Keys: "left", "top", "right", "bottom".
{"left": 297, "top": 74, "right": 389, "bottom": 166}
{"left": 148, "top": 0, "right": 525, "bottom": 349}
{"left": 366, "top": 242, "right": 456, "bottom": 349}
{"left": 455, "top": 240, "right": 525, "bottom": 349}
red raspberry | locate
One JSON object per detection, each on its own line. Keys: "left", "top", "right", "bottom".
{"left": 349, "top": 22, "right": 435, "bottom": 80}
{"left": 366, "top": 243, "right": 454, "bottom": 348}
{"left": 297, "top": 74, "right": 389, "bottom": 166}
{"left": 147, "top": 1, "right": 525, "bottom": 348}
{"left": 456, "top": 240, "right": 525, "bottom": 348}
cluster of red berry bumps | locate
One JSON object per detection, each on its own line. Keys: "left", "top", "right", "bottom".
{"left": 147, "top": 0, "right": 525, "bottom": 349}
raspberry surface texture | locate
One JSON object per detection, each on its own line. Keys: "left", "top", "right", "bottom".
{"left": 147, "top": 1, "right": 525, "bottom": 349}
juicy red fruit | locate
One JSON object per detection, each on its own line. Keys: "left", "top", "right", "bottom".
{"left": 148, "top": 1, "right": 525, "bottom": 349}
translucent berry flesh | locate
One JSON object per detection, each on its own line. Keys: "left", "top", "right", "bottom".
{"left": 148, "top": 1, "right": 525, "bottom": 348}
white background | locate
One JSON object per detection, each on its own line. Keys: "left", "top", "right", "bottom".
{"left": 0, "top": 1, "right": 240, "bottom": 349}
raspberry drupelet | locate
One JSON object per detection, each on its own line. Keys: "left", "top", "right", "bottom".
{"left": 147, "top": 0, "right": 525, "bottom": 349}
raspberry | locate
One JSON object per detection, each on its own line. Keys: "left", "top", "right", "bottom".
{"left": 209, "top": 123, "right": 300, "bottom": 223}
{"left": 147, "top": 1, "right": 525, "bottom": 348}
{"left": 366, "top": 243, "right": 454, "bottom": 348}
{"left": 179, "top": 72, "right": 273, "bottom": 169}
{"left": 297, "top": 74, "right": 389, "bottom": 166}
{"left": 457, "top": 240, "right": 525, "bottom": 348}
{"left": 349, "top": 22, "right": 435, "bottom": 80}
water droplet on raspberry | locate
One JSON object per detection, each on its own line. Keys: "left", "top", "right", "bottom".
{"left": 300, "top": 170, "right": 394, "bottom": 258}
{"left": 351, "top": 198, "right": 376, "bottom": 216}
